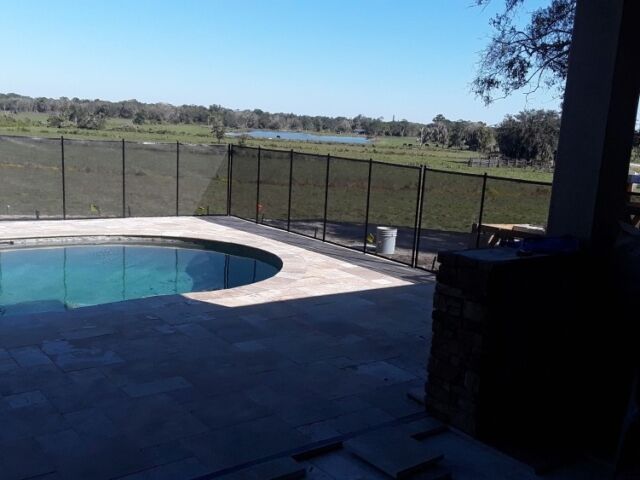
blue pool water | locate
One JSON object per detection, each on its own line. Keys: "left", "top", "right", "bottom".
{"left": 0, "top": 244, "right": 279, "bottom": 316}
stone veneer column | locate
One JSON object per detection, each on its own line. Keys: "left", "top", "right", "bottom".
{"left": 424, "top": 248, "right": 592, "bottom": 446}
{"left": 425, "top": 250, "right": 493, "bottom": 436}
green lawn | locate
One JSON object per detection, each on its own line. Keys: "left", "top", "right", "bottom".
{"left": 0, "top": 135, "right": 228, "bottom": 219}
{"left": 0, "top": 112, "right": 552, "bottom": 247}
{"left": 0, "top": 112, "right": 553, "bottom": 182}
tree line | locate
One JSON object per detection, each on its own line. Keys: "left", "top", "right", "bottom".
{"left": 1, "top": 92, "right": 576, "bottom": 166}
{"left": 0, "top": 93, "right": 433, "bottom": 138}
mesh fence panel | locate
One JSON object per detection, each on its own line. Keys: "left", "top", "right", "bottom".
{"left": 125, "top": 142, "right": 176, "bottom": 217}
{"left": 0, "top": 134, "right": 556, "bottom": 275}
{"left": 480, "top": 177, "right": 551, "bottom": 242}
{"left": 178, "top": 143, "right": 228, "bottom": 216}
{"left": 289, "top": 153, "right": 327, "bottom": 238}
{"left": 325, "top": 157, "right": 369, "bottom": 249}
{"left": 0, "top": 136, "right": 63, "bottom": 219}
{"left": 230, "top": 146, "right": 259, "bottom": 221}
{"left": 416, "top": 170, "right": 484, "bottom": 270}
{"left": 258, "top": 149, "right": 290, "bottom": 229}
{"left": 64, "top": 139, "right": 122, "bottom": 218}
{"left": 368, "top": 162, "right": 420, "bottom": 265}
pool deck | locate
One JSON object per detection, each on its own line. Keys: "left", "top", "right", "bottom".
{"left": 0, "top": 217, "right": 604, "bottom": 479}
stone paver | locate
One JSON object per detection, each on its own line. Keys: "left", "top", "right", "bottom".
{"left": 9, "top": 345, "right": 54, "bottom": 367}
{"left": 0, "top": 217, "right": 603, "bottom": 479}
{"left": 0, "top": 217, "right": 433, "bottom": 479}
{"left": 217, "top": 457, "right": 305, "bottom": 480}
{"left": 118, "top": 457, "right": 210, "bottom": 480}
{"left": 344, "top": 425, "right": 444, "bottom": 478}
{"left": 4, "top": 389, "right": 49, "bottom": 409}
{"left": 122, "top": 376, "right": 193, "bottom": 398}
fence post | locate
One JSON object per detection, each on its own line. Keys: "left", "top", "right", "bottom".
{"left": 322, "top": 153, "right": 331, "bottom": 242}
{"left": 475, "top": 172, "right": 488, "bottom": 248}
{"left": 287, "top": 149, "right": 294, "bottom": 231}
{"left": 176, "top": 141, "right": 180, "bottom": 216}
{"left": 228, "top": 144, "right": 233, "bottom": 216}
{"left": 60, "top": 136, "right": 66, "bottom": 220}
{"left": 255, "top": 146, "right": 261, "bottom": 223}
{"left": 362, "top": 158, "right": 373, "bottom": 253}
{"left": 411, "top": 166, "right": 426, "bottom": 268}
{"left": 121, "top": 139, "right": 126, "bottom": 218}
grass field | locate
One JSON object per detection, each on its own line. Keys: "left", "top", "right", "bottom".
{"left": 0, "top": 112, "right": 553, "bottom": 182}
{"left": 0, "top": 113, "right": 552, "bottom": 269}
{"left": 0, "top": 136, "right": 228, "bottom": 219}
{"left": 229, "top": 145, "right": 552, "bottom": 268}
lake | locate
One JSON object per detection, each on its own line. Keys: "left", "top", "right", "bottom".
{"left": 226, "top": 130, "right": 371, "bottom": 144}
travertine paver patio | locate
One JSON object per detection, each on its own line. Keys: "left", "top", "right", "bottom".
{"left": 0, "top": 217, "right": 609, "bottom": 479}
{"left": 0, "top": 216, "right": 435, "bottom": 479}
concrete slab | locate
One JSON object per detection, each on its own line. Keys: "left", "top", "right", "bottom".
{"left": 0, "top": 217, "right": 436, "bottom": 479}
{"left": 217, "top": 457, "right": 305, "bottom": 480}
{"left": 345, "top": 426, "right": 444, "bottom": 478}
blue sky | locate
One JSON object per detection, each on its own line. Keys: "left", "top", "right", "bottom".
{"left": 0, "top": 0, "right": 559, "bottom": 124}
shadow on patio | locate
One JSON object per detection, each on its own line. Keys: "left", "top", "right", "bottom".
{"left": 0, "top": 280, "right": 439, "bottom": 479}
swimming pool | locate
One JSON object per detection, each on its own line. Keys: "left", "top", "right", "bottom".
{"left": 0, "top": 236, "right": 281, "bottom": 316}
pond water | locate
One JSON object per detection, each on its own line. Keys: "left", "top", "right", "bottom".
{"left": 227, "top": 130, "right": 371, "bottom": 144}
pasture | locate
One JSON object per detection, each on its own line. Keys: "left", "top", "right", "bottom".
{"left": 0, "top": 120, "right": 552, "bottom": 269}
{"left": 0, "top": 136, "right": 228, "bottom": 219}
{"left": 0, "top": 112, "right": 554, "bottom": 182}
{"left": 230, "top": 146, "right": 551, "bottom": 267}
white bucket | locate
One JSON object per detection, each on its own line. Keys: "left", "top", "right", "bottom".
{"left": 376, "top": 226, "right": 397, "bottom": 254}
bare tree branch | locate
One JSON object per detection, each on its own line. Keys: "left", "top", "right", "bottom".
{"left": 473, "top": 0, "right": 575, "bottom": 104}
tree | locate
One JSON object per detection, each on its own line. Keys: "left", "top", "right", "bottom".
{"left": 496, "top": 109, "right": 560, "bottom": 164}
{"left": 76, "top": 112, "right": 106, "bottom": 130}
{"left": 473, "top": 0, "right": 576, "bottom": 104}
{"left": 47, "top": 114, "right": 65, "bottom": 128}
{"left": 133, "top": 111, "right": 146, "bottom": 125}
{"left": 210, "top": 116, "right": 226, "bottom": 143}
{"left": 425, "top": 122, "right": 449, "bottom": 146}
{"left": 448, "top": 121, "right": 469, "bottom": 149}
{"left": 464, "top": 122, "right": 495, "bottom": 152}
{"left": 432, "top": 114, "right": 447, "bottom": 124}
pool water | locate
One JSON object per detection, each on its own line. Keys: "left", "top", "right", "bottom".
{"left": 0, "top": 244, "right": 279, "bottom": 316}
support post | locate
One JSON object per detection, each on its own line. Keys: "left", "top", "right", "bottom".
{"left": 415, "top": 167, "right": 429, "bottom": 268}
{"left": 362, "top": 159, "right": 373, "bottom": 253}
{"left": 61, "top": 136, "right": 66, "bottom": 220}
{"left": 122, "top": 139, "right": 126, "bottom": 218}
{"left": 411, "top": 166, "right": 425, "bottom": 267}
{"left": 176, "top": 141, "right": 180, "bottom": 216}
{"left": 226, "top": 144, "right": 231, "bottom": 216}
{"left": 228, "top": 144, "right": 233, "bottom": 215}
{"left": 547, "top": 0, "right": 640, "bottom": 248}
{"left": 256, "top": 146, "right": 261, "bottom": 223}
{"left": 475, "top": 173, "right": 488, "bottom": 248}
{"left": 287, "top": 149, "right": 294, "bottom": 231}
{"left": 322, "top": 154, "right": 331, "bottom": 242}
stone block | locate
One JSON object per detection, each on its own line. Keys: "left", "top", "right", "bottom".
{"left": 345, "top": 425, "right": 444, "bottom": 479}
{"left": 118, "top": 457, "right": 211, "bottom": 480}
{"left": 463, "top": 371, "right": 480, "bottom": 395}
{"left": 5, "top": 390, "right": 49, "bottom": 409}
{"left": 9, "top": 346, "right": 53, "bottom": 367}
{"left": 462, "top": 300, "right": 486, "bottom": 322}
{"left": 435, "top": 292, "right": 464, "bottom": 317}
{"left": 425, "top": 382, "right": 449, "bottom": 404}
{"left": 434, "top": 283, "right": 463, "bottom": 298}
{"left": 122, "top": 376, "right": 192, "bottom": 398}
{"left": 218, "top": 457, "right": 305, "bottom": 480}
